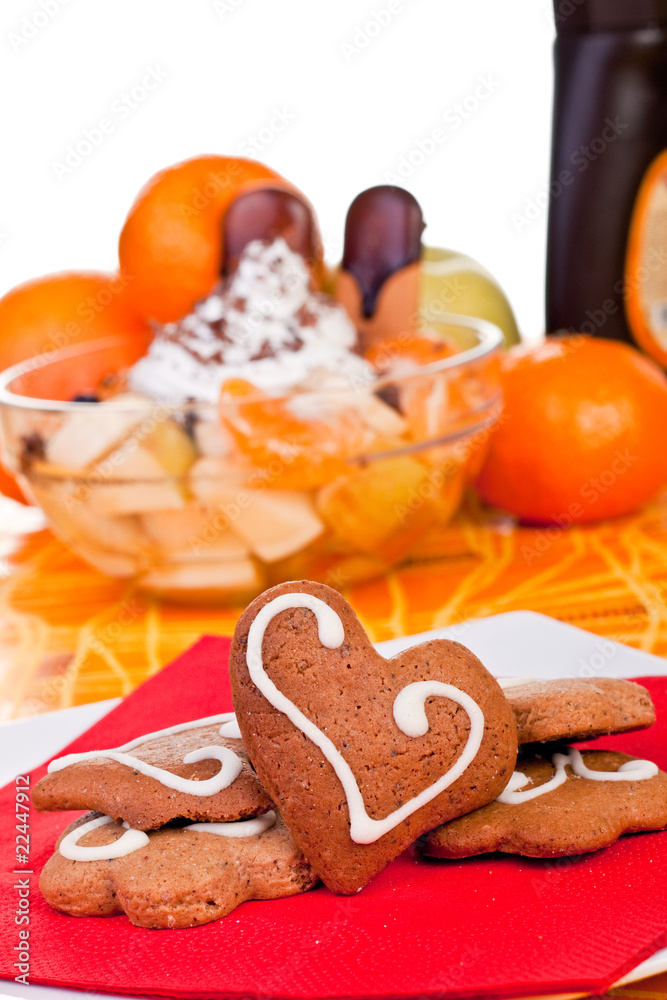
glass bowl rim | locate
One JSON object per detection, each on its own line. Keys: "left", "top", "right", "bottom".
{"left": 0, "top": 312, "right": 504, "bottom": 413}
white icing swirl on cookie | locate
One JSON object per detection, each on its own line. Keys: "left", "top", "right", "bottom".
{"left": 393, "top": 681, "right": 484, "bottom": 740}
{"left": 59, "top": 814, "right": 149, "bottom": 861}
{"left": 48, "top": 713, "right": 243, "bottom": 796}
{"left": 246, "top": 593, "right": 485, "bottom": 845}
{"left": 186, "top": 810, "right": 277, "bottom": 837}
{"left": 58, "top": 810, "right": 279, "bottom": 861}
{"left": 497, "top": 747, "right": 659, "bottom": 804}
{"left": 218, "top": 718, "right": 243, "bottom": 739}
{"left": 568, "top": 747, "right": 658, "bottom": 781}
{"left": 496, "top": 759, "right": 568, "bottom": 804}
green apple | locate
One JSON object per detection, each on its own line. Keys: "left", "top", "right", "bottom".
{"left": 420, "top": 246, "right": 520, "bottom": 348}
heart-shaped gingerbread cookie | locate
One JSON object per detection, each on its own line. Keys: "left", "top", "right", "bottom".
{"left": 229, "top": 580, "right": 517, "bottom": 893}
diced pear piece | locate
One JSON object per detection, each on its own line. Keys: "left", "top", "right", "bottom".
{"left": 139, "top": 558, "right": 263, "bottom": 599}
{"left": 140, "top": 417, "right": 197, "bottom": 476}
{"left": 141, "top": 503, "right": 250, "bottom": 562}
{"left": 353, "top": 391, "right": 407, "bottom": 438}
{"left": 317, "top": 456, "right": 430, "bottom": 552}
{"left": 47, "top": 393, "right": 149, "bottom": 470}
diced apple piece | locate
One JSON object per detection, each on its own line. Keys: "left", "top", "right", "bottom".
{"left": 192, "top": 412, "right": 233, "bottom": 458}
{"left": 95, "top": 442, "right": 166, "bottom": 482}
{"left": 85, "top": 437, "right": 187, "bottom": 516}
{"left": 139, "top": 558, "right": 263, "bottom": 600}
{"left": 188, "top": 457, "right": 250, "bottom": 505}
{"left": 317, "top": 456, "right": 430, "bottom": 553}
{"left": 141, "top": 503, "right": 249, "bottom": 562}
{"left": 47, "top": 393, "right": 149, "bottom": 470}
{"left": 88, "top": 480, "right": 185, "bottom": 517}
{"left": 190, "top": 460, "right": 325, "bottom": 562}
{"left": 230, "top": 490, "right": 325, "bottom": 563}
{"left": 29, "top": 479, "right": 146, "bottom": 551}
{"left": 30, "top": 481, "right": 140, "bottom": 576}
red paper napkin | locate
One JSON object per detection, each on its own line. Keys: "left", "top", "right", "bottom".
{"left": 1, "top": 635, "right": 667, "bottom": 1000}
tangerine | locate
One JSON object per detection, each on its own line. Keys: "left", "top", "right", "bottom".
{"left": 119, "top": 155, "right": 320, "bottom": 323}
{"left": 475, "top": 335, "right": 667, "bottom": 524}
{"left": 0, "top": 271, "right": 152, "bottom": 502}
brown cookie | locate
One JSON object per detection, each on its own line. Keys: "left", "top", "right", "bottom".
{"left": 501, "top": 677, "right": 655, "bottom": 744}
{"left": 423, "top": 748, "right": 667, "bottom": 859}
{"left": 40, "top": 810, "right": 318, "bottom": 928}
{"left": 229, "top": 580, "right": 517, "bottom": 895}
{"left": 32, "top": 719, "right": 273, "bottom": 830}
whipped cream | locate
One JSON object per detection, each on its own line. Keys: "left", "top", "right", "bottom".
{"left": 129, "top": 238, "right": 374, "bottom": 404}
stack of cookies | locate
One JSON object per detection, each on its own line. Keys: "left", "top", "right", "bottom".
{"left": 33, "top": 715, "right": 319, "bottom": 928}
{"left": 33, "top": 580, "right": 667, "bottom": 929}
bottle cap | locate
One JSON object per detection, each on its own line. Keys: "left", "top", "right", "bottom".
{"left": 554, "top": 0, "right": 667, "bottom": 32}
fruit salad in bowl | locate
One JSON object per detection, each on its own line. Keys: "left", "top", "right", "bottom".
{"left": 0, "top": 158, "right": 506, "bottom": 602}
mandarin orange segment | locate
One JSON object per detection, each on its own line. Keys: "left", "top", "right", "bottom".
{"left": 119, "top": 157, "right": 324, "bottom": 323}
{"left": 219, "top": 379, "right": 363, "bottom": 491}
{"left": 365, "top": 333, "right": 456, "bottom": 372}
{"left": 365, "top": 335, "right": 460, "bottom": 445}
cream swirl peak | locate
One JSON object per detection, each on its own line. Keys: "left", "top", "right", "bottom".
{"left": 129, "top": 237, "right": 373, "bottom": 404}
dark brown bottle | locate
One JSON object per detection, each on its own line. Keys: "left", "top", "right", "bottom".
{"left": 546, "top": 0, "right": 667, "bottom": 365}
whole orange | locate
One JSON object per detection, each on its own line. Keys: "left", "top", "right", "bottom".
{"left": 475, "top": 336, "right": 667, "bottom": 524}
{"left": 119, "top": 155, "right": 320, "bottom": 323}
{"left": 0, "top": 271, "right": 152, "bottom": 502}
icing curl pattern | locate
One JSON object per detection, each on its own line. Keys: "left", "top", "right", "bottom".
{"left": 497, "top": 747, "right": 658, "bottom": 805}
{"left": 246, "top": 593, "right": 485, "bottom": 845}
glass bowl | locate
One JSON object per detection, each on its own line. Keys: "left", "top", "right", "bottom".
{"left": 0, "top": 316, "right": 503, "bottom": 603}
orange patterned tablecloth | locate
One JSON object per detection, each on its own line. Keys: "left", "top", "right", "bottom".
{"left": 2, "top": 491, "right": 667, "bottom": 721}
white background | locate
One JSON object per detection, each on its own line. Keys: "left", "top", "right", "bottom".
{"left": 0, "top": 0, "right": 555, "bottom": 339}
